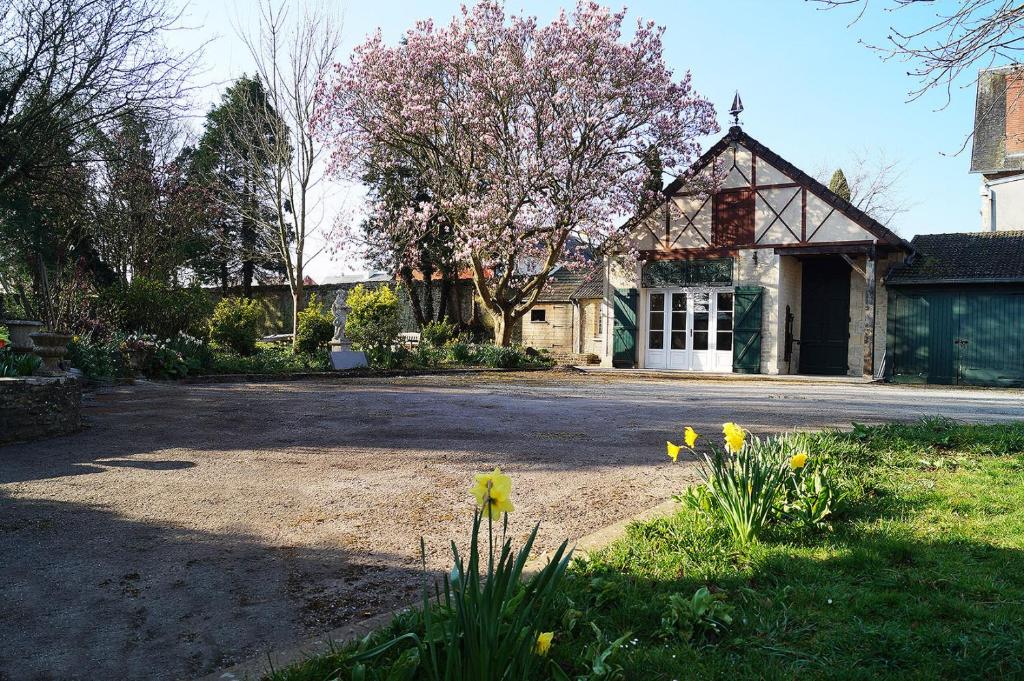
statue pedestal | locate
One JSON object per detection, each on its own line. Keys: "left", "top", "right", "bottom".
{"left": 329, "top": 340, "right": 367, "bottom": 370}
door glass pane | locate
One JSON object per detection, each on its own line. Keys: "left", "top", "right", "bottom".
{"left": 692, "top": 292, "right": 709, "bottom": 351}
{"left": 648, "top": 293, "right": 664, "bottom": 349}
{"left": 716, "top": 292, "right": 733, "bottom": 350}
{"left": 670, "top": 293, "right": 687, "bottom": 349}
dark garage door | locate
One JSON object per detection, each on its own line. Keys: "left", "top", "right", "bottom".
{"left": 888, "top": 286, "right": 1024, "bottom": 387}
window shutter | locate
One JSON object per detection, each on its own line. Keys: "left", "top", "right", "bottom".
{"left": 612, "top": 288, "right": 638, "bottom": 368}
{"left": 733, "top": 286, "right": 763, "bottom": 373}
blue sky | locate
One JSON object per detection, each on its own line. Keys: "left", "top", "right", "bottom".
{"left": 176, "top": 0, "right": 985, "bottom": 277}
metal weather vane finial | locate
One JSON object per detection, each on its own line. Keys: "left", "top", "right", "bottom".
{"left": 729, "top": 91, "right": 744, "bottom": 126}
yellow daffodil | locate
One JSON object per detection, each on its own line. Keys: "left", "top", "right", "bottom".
{"left": 722, "top": 422, "right": 746, "bottom": 453}
{"left": 470, "top": 467, "right": 514, "bottom": 519}
{"left": 534, "top": 631, "right": 554, "bottom": 656}
{"left": 790, "top": 452, "right": 808, "bottom": 469}
{"left": 666, "top": 441, "right": 682, "bottom": 462}
{"left": 684, "top": 426, "right": 699, "bottom": 448}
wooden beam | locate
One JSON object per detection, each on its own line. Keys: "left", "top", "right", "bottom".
{"left": 840, "top": 254, "right": 867, "bottom": 278}
{"left": 863, "top": 249, "right": 877, "bottom": 378}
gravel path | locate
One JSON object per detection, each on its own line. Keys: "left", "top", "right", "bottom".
{"left": 1, "top": 372, "right": 1022, "bottom": 680}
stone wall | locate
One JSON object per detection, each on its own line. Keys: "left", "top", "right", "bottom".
{"left": 0, "top": 377, "right": 82, "bottom": 445}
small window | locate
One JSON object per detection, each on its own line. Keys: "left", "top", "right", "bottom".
{"left": 531, "top": 308, "right": 547, "bottom": 322}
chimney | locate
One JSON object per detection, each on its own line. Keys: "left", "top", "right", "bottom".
{"left": 1006, "top": 69, "right": 1024, "bottom": 155}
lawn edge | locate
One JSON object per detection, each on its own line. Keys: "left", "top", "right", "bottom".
{"left": 197, "top": 499, "right": 679, "bottom": 681}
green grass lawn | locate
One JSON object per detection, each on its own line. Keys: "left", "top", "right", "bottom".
{"left": 269, "top": 419, "right": 1024, "bottom": 681}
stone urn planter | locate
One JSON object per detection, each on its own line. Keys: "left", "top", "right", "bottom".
{"left": 29, "top": 331, "right": 72, "bottom": 376}
{"left": 3, "top": 319, "right": 44, "bottom": 353}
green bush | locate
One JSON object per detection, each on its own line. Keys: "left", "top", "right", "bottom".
{"left": 208, "top": 297, "right": 265, "bottom": 356}
{"left": 444, "top": 341, "right": 475, "bottom": 365}
{"left": 208, "top": 343, "right": 331, "bottom": 374}
{"left": 295, "top": 293, "right": 335, "bottom": 355}
{"left": 473, "top": 343, "right": 544, "bottom": 369}
{"left": 345, "top": 284, "right": 401, "bottom": 365}
{"left": 98, "top": 278, "right": 212, "bottom": 338}
{"left": 421, "top": 318, "right": 457, "bottom": 347}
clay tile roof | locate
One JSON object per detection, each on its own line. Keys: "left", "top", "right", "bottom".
{"left": 886, "top": 231, "right": 1024, "bottom": 285}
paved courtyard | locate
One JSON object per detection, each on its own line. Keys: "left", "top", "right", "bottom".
{"left": 2, "top": 372, "right": 1023, "bottom": 680}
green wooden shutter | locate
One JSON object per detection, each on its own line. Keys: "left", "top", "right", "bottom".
{"left": 733, "top": 286, "right": 763, "bottom": 374}
{"left": 612, "top": 288, "right": 638, "bottom": 368}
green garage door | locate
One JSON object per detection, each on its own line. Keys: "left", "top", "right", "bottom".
{"left": 888, "top": 286, "right": 1024, "bottom": 387}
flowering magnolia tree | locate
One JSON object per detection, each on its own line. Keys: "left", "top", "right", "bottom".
{"left": 316, "top": 1, "right": 718, "bottom": 344}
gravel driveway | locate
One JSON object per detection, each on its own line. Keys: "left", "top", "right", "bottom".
{"left": 2, "top": 372, "right": 1022, "bottom": 680}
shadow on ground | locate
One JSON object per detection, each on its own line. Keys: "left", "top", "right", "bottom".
{"left": 0, "top": 491, "right": 422, "bottom": 681}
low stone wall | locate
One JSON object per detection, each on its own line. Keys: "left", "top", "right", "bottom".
{"left": 0, "top": 376, "right": 82, "bottom": 446}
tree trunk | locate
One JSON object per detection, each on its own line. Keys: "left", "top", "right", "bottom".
{"left": 290, "top": 278, "right": 305, "bottom": 352}
{"left": 438, "top": 275, "right": 452, "bottom": 322}
{"left": 492, "top": 308, "right": 516, "bottom": 347}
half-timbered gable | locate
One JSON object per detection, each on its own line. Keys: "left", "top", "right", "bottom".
{"left": 599, "top": 124, "right": 914, "bottom": 378}
{"left": 638, "top": 127, "right": 908, "bottom": 258}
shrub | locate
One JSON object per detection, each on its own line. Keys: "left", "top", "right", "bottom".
{"left": 421, "top": 318, "right": 458, "bottom": 347}
{"left": 473, "top": 343, "right": 549, "bottom": 369}
{"left": 208, "top": 298, "right": 265, "bottom": 356}
{"left": 98, "top": 278, "right": 212, "bottom": 338}
{"left": 207, "top": 343, "right": 331, "bottom": 374}
{"left": 345, "top": 284, "right": 400, "bottom": 364}
{"left": 294, "top": 294, "right": 335, "bottom": 355}
{"left": 444, "top": 341, "right": 475, "bottom": 365}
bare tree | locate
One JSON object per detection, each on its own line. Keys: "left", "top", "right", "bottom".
{"left": 0, "top": 0, "right": 201, "bottom": 193}
{"left": 225, "top": 0, "right": 341, "bottom": 349}
{"left": 812, "top": 0, "right": 1024, "bottom": 105}
{"left": 816, "top": 149, "right": 911, "bottom": 228}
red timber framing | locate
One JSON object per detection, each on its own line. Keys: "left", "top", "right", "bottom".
{"left": 638, "top": 126, "right": 915, "bottom": 258}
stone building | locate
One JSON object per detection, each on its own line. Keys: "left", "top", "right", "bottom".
{"left": 519, "top": 267, "right": 603, "bottom": 362}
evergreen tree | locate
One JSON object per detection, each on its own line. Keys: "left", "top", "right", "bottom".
{"left": 190, "top": 76, "right": 287, "bottom": 296}
{"left": 829, "top": 168, "right": 852, "bottom": 202}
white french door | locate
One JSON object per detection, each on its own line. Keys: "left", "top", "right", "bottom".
{"left": 644, "top": 289, "right": 734, "bottom": 371}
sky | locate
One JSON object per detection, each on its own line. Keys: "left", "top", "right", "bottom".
{"left": 172, "top": 0, "right": 986, "bottom": 280}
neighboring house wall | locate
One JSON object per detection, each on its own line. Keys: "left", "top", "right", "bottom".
{"left": 980, "top": 175, "right": 1024, "bottom": 231}
{"left": 577, "top": 298, "right": 604, "bottom": 356}
{"left": 521, "top": 303, "right": 574, "bottom": 353}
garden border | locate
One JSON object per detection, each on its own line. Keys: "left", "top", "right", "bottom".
{"left": 199, "top": 499, "right": 677, "bottom": 681}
